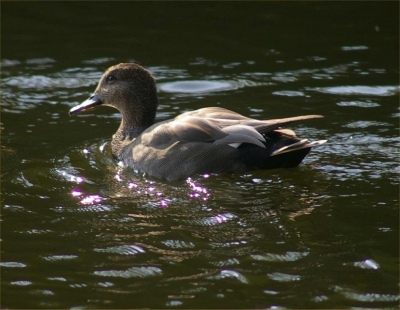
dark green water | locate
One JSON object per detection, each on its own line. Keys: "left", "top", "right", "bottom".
{"left": 1, "top": 2, "right": 399, "bottom": 309}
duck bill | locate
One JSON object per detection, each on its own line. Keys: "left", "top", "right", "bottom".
{"left": 69, "top": 94, "right": 103, "bottom": 116}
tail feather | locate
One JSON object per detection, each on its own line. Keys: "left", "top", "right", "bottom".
{"left": 272, "top": 139, "right": 327, "bottom": 156}
{"left": 253, "top": 115, "right": 324, "bottom": 134}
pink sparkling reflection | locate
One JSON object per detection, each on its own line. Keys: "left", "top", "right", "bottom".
{"left": 80, "top": 195, "right": 102, "bottom": 205}
{"left": 215, "top": 214, "right": 228, "bottom": 223}
{"left": 69, "top": 176, "right": 84, "bottom": 184}
{"left": 71, "top": 190, "right": 82, "bottom": 197}
{"left": 186, "top": 178, "right": 211, "bottom": 201}
{"left": 128, "top": 182, "right": 138, "bottom": 189}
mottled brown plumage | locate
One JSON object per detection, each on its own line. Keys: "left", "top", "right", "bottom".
{"left": 70, "top": 63, "right": 326, "bottom": 181}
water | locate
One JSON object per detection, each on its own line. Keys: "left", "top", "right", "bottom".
{"left": 1, "top": 2, "right": 399, "bottom": 309}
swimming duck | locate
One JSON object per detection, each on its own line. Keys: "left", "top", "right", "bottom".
{"left": 69, "top": 63, "right": 326, "bottom": 181}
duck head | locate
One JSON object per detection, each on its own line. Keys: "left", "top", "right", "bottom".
{"left": 69, "top": 63, "right": 159, "bottom": 132}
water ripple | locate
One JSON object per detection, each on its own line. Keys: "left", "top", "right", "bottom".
{"left": 43, "top": 255, "right": 78, "bottom": 261}
{"left": 336, "top": 100, "right": 380, "bottom": 108}
{"left": 159, "top": 78, "right": 259, "bottom": 96}
{"left": 310, "top": 85, "right": 399, "bottom": 96}
{"left": 210, "top": 269, "right": 249, "bottom": 284}
{"left": 94, "top": 244, "right": 145, "bottom": 255}
{"left": 94, "top": 266, "right": 162, "bottom": 278}
{"left": 351, "top": 259, "right": 380, "bottom": 270}
{"left": 333, "top": 286, "right": 400, "bottom": 303}
{"left": 162, "top": 240, "right": 195, "bottom": 249}
{"left": 0, "top": 262, "right": 27, "bottom": 268}
{"left": 3, "top": 75, "right": 93, "bottom": 90}
{"left": 251, "top": 251, "right": 309, "bottom": 262}
{"left": 267, "top": 272, "right": 301, "bottom": 282}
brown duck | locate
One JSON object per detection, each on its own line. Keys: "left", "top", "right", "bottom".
{"left": 70, "top": 63, "right": 326, "bottom": 181}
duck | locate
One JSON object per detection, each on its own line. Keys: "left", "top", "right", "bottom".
{"left": 69, "top": 63, "right": 326, "bottom": 181}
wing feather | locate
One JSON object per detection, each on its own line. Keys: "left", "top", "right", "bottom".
{"left": 143, "top": 107, "right": 324, "bottom": 150}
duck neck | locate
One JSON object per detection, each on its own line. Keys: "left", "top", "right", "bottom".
{"left": 111, "top": 99, "right": 157, "bottom": 159}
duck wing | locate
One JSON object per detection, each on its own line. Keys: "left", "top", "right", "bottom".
{"left": 141, "top": 108, "right": 324, "bottom": 150}
{"left": 176, "top": 107, "right": 323, "bottom": 134}
{"left": 176, "top": 107, "right": 250, "bottom": 121}
{"left": 140, "top": 113, "right": 266, "bottom": 149}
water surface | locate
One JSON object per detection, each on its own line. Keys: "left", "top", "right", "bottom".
{"left": 1, "top": 2, "right": 399, "bottom": 309}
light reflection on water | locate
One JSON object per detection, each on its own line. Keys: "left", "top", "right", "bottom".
{"left": 159, "top": 79, "right": 260, "bottom": 95}
{"left": 311, "top": 85, "right": 399, "bottom": 96}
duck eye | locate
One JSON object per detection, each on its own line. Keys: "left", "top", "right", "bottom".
{"left": 106, "top": 75, "right": 116, "bottom": 82}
